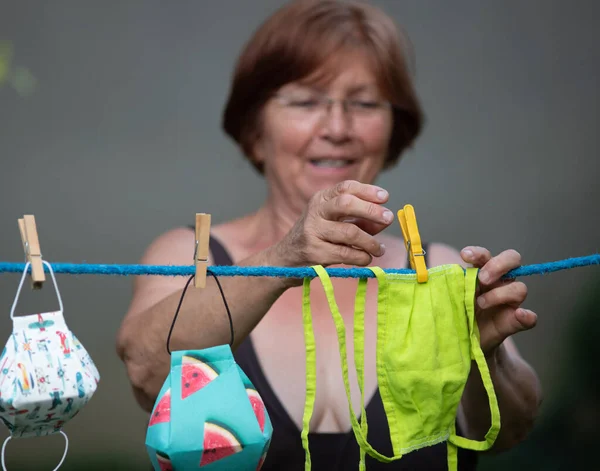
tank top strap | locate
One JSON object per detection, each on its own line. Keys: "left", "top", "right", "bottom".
{"left": 186, "top": 224, "right": 234, "bottom": 266}
{"left": 209, "top": 236, "right": 234, "bottom": 266}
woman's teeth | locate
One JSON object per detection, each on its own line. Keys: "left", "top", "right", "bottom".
{"left": 311, "top": 159, "right": 353, "bottom": 168}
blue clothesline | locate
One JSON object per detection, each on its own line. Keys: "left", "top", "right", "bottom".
{"left": 0, "top": 254, "right": 598, "bottom": 279}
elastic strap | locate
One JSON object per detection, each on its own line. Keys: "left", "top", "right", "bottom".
{"left": 449, "top": 267, "right": 501, "bottom": 452}
{"left": 166, "top": 271, "right": 234, "bottom": 355}
{"left": 300, "top": 277, "right": 317, "bottom": 470}
{"left": 367, "top": 266, "right": 402, "bottom": 454}
{"left": 353, "top": 277, "right": 369, "bottom": 471}
{"left": 309, "top": 265, "right": 402, "bottom": 463}
{"left": 2, "top": 431, "right": 68, "bottom": 471}
{"left": 10, "top": 261, "right": 63, "bottom": 319}
{"left": 447, "top": 441, "right": 458, "bottom": 471}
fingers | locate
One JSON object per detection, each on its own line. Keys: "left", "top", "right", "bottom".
{"left": 515, "top": 308, "right": 538, "bottom": 330}
{"left": 477, "top": 281, "right": 528, "bottom": 309}
{"left": 280, "top": 181, "right": 390, "bottom": 267}
{"left": 352, "top": 218, "right": 391, "bottom": 237}
{"left": 321, "top": 180, "right": 389, "bottom": 205}
{"left": 316, "top": 180, "right": 393, "bottom": 228}
{"left": 479, "top": 249, "right": 522, "bottom": 285}
{"left": 321, "top": 221, "right": 386, "bottom": 258}
{"left": 329, "top": 245, "right": 374, "bottom": 267}
{"left": 304, "top": 220, "right": 384, "bottom": 267}
{"left": 461, "top": 246, "right": 492, "bottom": 268}
{"left": 479, "top": 307, "right": 538, "bottom": 354}
{"left": 321, "top": 194, "right": 393, "bottom": 227}
{"left": 462, "top": 247, "right": 522, "bottom": 285}
{"left": 462, "top": 246, "right": 536, "bottom": 354}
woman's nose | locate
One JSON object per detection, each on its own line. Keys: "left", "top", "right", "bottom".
{"left": 319, "top": 100, "right": 352, "bottom": 143}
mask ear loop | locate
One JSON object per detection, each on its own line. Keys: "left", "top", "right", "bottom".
{"left": 166, "top": 270, "right": 234, "bottom": 355}
{"left": 310, "top": 265, "right": 402, "bottom": 464}
{"left": 353, "top": 277, "right": 369, "bottom": 471}
{"left": 2, "top": 431, "right": 69, "bottom": 471}
{"left": 10, "top": 261, "right": 64, "bottom": 320}
{"left": 448, "top": 267, "right": 501, "bottom": 451}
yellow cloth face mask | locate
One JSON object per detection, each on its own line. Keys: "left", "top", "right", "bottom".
{"left": 300, "top": 264, "right": 501, "bottom": 471}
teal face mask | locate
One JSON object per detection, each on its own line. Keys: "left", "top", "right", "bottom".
{"left": 145, "top": 345, "right": 273, "bottom": 471}
{"left": 145, "top": 273, "right": 273, "bottom": 471}
{"left": 300, "top": 264, "right": 501, "bottom": 471}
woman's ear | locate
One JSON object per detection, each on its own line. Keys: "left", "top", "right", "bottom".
{"left": 253, "top": 108, "right": 268, "bottom": 162}
{"left": 251, "top": 137, "right": 266, "bottom": 165}
{"left": 247, "top": 105, "right": 268, "bottom": 173}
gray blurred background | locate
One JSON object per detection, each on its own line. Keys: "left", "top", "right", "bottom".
{"left": 0, "top": 1, "right": 598, "bottom": 469}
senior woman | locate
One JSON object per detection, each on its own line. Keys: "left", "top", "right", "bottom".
{"left": 117, "top": 1, "right": 542, "bottom": 469}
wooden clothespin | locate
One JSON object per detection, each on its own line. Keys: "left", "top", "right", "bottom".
{"left": 18, "top": 214, "right": 45, "bottom": 289}
{"left": 397, "top": 204, "right": 428, "bottom": 283}
{"left": 194, "top": 213, "right": 211, "bottom": 288}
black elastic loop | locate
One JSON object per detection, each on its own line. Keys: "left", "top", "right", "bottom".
{"left": 166, "top": 270, "right": 234, "bottom": 355}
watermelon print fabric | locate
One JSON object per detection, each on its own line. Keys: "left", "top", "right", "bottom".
{"left": 146, "top": 345, "right": 272, "bottom": 470}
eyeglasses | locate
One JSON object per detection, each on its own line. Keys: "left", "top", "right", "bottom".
{"left": 273, "top": 92, "right": 392, "bottom": 120}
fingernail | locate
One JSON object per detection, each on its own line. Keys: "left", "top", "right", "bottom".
{"left": 462, "top": 249, "right": 473, "bottom": 259}
{"left": 516, "top": 309, "right": 530, "bottom": 324}
{"left": 477, "top": 296, "right": 486, "bottom": 308}
{"left": 479, "top": 270, "right": 489, "bottom": 283}
{"left": 382, "top": 210, "right": 393, "bottom": 223}
{"left": 380, "top": 243, "right": 386, "bottom": 255}
{"left": 377, "top": 190, "right": 388, "bottom": 200}
{"left": 518, "top": 308, "right": 533, "bottom": 320}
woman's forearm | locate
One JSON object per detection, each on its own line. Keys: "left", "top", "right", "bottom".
{"left": 116, "top": 247, "right": 290, "bottom": 412}
{"left": 459, "top": 341, "right": 543, "bottom": 452}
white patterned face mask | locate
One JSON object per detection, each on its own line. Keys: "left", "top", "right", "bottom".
{"left": 0, "top": 261, "right": 100, "bottom": 471}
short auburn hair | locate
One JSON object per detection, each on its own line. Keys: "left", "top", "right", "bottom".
{"left": 222, "top": 0, "right": 424, "bottom": 174}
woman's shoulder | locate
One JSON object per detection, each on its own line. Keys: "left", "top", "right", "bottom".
{"left": 139, "top": 226, "right": 195, "bottom": 265}
{"left": 141, "top": 215, "right": 251, "bottom": 261}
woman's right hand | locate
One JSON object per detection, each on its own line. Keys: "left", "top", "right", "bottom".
{"left": 272, "top": 180, "right": 394, "bottom": 272}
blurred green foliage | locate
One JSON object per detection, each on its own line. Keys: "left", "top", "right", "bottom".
{"left": 0, "top": 40, "right": 37, "bottom": 97}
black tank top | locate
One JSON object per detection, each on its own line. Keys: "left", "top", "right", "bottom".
{"left": 208, "top": 236, "right": 479, "bottom": 471}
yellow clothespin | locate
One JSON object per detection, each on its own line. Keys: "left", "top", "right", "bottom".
{"left": 397, "top": 204, "right": 428, "bottom": 283}
{"left": 18, "top": 214, "right": 45, "bottom": 289}
{"left": 194, "top": 213, "right": 211, "bottom": 288}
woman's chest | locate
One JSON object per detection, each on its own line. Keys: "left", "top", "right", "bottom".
{"left": 249, "top": 279, "right": 380, "bottom": 434}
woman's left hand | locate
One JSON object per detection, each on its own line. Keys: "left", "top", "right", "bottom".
{"left": 460, "top": 246, "right": 538, "bottom": 356}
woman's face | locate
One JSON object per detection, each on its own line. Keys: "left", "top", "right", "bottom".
{"left": 254, "top": 53, "right": 393, "bottom": 207}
